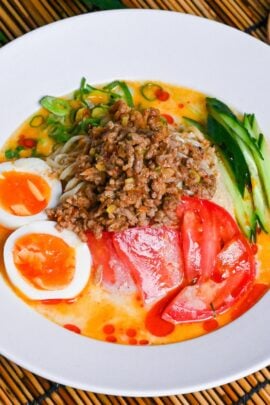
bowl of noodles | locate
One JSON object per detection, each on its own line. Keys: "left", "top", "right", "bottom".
{"left": 0, "top": 9, "right": 269, "bottom": 396}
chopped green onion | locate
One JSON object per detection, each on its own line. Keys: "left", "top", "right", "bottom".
{"left": 82, "top": 117, "right": 101, "bottom": 130}
{"left": 40, "top": 96, "right": 70, "bottom": 117}
{"left": 140, "top": 82, "right": 162, "bottom": 101}
{"left": 5, "top": 146, "right": 24, "bottom": 160}
{"left": 29, "top": 115, "right": 45, "bottom": 128}
{"left": 104, "top": 80, "right": 134, "bottom": 107}
{"left": 91, "top": 106, "right": 109, "bottom": 119}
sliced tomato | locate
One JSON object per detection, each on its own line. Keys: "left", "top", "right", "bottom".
{"left": 211, "top": 236, "right": 253, "bottom": 283}
{"left": 203, "top": 199, "right": 239, "bottom": 244}
{"left": 162, "top": 198, "right": 255, "bottom": 324}
{"left": 181, "top": 209, "right": 203, "bottom": 284}
{"left": 113, "top": 227, "right": 184, "bottom": 304}
{"left": 86, "top": 232, "right": 136, "bottom": 293}
{"left": 179, "top": 197, "right": 221, "bottom": 284}
{"left": 162, "top": 280, "right": 223, "bottom": 323}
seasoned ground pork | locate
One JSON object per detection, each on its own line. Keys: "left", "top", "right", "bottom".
{"left": 47, "top": 101, "right": 217, "bottom": 239}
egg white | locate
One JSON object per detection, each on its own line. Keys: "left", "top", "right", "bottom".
{"left": 0, "top": 158, "right": 62, "bottom": 228}
{"left": 4, "top": 221, "right": 92, "bottom": 300}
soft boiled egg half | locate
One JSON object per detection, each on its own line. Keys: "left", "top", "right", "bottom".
{"left": 4, "top": 221, "right": 92, "bottom": 300}
{"left": 0, "top": 158, "right": 62, "bottom": 228}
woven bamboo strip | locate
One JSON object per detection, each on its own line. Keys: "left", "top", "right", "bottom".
{"left": 60, "top": 0, "right": 83, "bottom": 15}
{"left": 123, "top": 0, "right": 144, "bottom": 8}
{"left": 175, "top": 395, "right": 192, "bottom": 405}
{"left": 153, "top": 397, "right": 168, "bottom": 405}
{"left": 17, "top": 0, "right": 48, "bottom": 26}
{"left": 255, "top": 371, "right": 270, "bottom": 395}
{"left": 199, "top": 389, "right": 217, "bottom": 404}
{"left": 205, "top": 389, "right": 226, "bottom": 405}
{"left": 181, "top": 393, "right": 198, "bottom": 404}
{"left": 237, "top": 376, "right": 267, "bottom": 404}
{"left": 0, "top": 6, "right": 23, "bottom": 37}
{"left": 39, "top": 0, "right": 60, "bottom": 20}
{"left": 0, "top": 387, "right": 13, "bottom": 405}
{"left": 234, "top": 0, "right": 265, "bottom": 20}
{"left": 73, "top": 0, "right": 89, "bottom": 13}
{"left": 56, "top": 385, "right": 77, "bottom": 404}
{"left": 0, "top": 377, "right": 20, "bottom": 405}
{"left": 54, "top": 0, "right": 81, "bottom": 18}
{"left": 0, "top": 358, "right": 33, "bottom": 403}
{"left": 75, "top": 389, "right": 94, "bottom": 404}
{"left": 213, "top": 0, "right": 247, "bottom": 29}
{"left": 182, "top": 0, "right": 211, "bottom": 16}
{"left": 66, "top": 386, "right": 87, "bottom": 404}
{"left": 0, "top": 20, "right": 14, "bottom": 41}
{"left": 46, "top": 0, "right": 68, "bottom": 19}
{"left": 245, "top": 373, "right": 270, "bottom": 403}
{"left": 124, "top": 396, "right": 136, "bottom": 404}
{"left": 84, "top": 391, "right": 104, "bottom": 404}
{"left": 107, "top": 395, "right": 123, "bottom": 405}
{"left": 190, "top": 1, "right": 217, "bottom": 19}
{"left": 158, "top": 397, "right": 175, "bottom": 405}
{"left": 10, "top": 0, "right": 38, "bottom": 29}
{"left": 166, "top": 0, "right": 197, "bottom": 14}
{"left": 224, "top": 0, "right": 257, "bottom": 26}
{"left": 49, "top": 392, "right": 66, "bottom": 405}
{"left": 1, "top": 0, "right": 30, "bottom": 33}
{"left": 218, "top": 384, "right": 239, "bottom": 403}
{"left": 267, "top": 13, "right": 270, "bottom": 44}
{"left": 258, "top": 389, "right": 270, "bottom": 404}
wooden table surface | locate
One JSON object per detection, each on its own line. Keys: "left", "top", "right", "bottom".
{"left": 0, "top": 1, "right": 269, "bottom": 404}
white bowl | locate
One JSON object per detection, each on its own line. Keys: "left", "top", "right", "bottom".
{"left": 0, "top": 10, "right": 269, "bottom": 396}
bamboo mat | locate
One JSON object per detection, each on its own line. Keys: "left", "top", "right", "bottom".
{"left": 0, "top": 1, "right": 270, "bottom": 404}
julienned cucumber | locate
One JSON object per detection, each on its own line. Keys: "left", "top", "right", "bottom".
{"left": 243, "top": 114, "right": 270, "bottom": 208}
{"left": 206, "top": 99, "right": 262, "bottom": 159}
{"left": 217, "top": 150, "right": 256, "bottom": 239}
{"left": 237, "top": 138, "right": 270, "bottom": 233}
{"left": 206, "top": 116, "right": 250, "bottom": 196}
{"left": 206, "top": 97, "right": 270, "bottom": 234}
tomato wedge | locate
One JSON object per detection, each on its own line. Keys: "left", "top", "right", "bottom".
{"left": 87, "top": 232, "right": 136, "bottom": 293}
{"left": 162, "top": 198, "right": 256, "bottom": 323}
{"left": 179, "top": 198, "right": 222, "bottom": 284}
{"left": 113, "top": 227, "right": 184, "bottom": 304}
{"left": 181, "top": 209, "right": 203, "bottom": 284}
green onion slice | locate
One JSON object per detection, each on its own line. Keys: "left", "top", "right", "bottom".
{"left": 140, "top": 82, "right": 162, "bottom": 101}
{"left": 91, "top": 106, "right": 109, "bottom": 119}
{"left": 40, "top": 96, "right": 70, "bottom": 117}
{"left": 29, "top": 115, "right": 45, "bottom": 128}
{"left": 104, "top": 80, "right": 134, "bottom": 107}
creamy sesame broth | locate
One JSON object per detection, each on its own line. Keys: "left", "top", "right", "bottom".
{"left": 0, "top": 80, "right": 269, "bottom": 345}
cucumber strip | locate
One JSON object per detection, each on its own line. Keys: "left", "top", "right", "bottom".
{"left": 207, "top": 98, "right": 263, "bottom": 159}
{"left": 244, "top": 114, "right": 270, "bottom": 207}
{"left": 40, "top": 96, "right": 70, "bottom": 117}
{"left": 207, "top": 116, "right": 250, "bottom": 196}
{"left": 205, "top": 97, "right": 236, "bottom": 118}
{"left": 217, "top": 151, "right": 256, "bottom": 239}
{"left": 237, "top": 137, "right": 270, "bottom": 232}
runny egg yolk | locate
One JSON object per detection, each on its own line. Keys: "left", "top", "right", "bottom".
{"left": 13, "top": 233, "right": 75, "bottom": 290}
{"left": 0, "top": 171, "right": 51, "bottom": 216}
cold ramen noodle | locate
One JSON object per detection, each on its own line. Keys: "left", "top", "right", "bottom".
{"left": 0, "top": 79, "right": 269, "bottom": 345}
